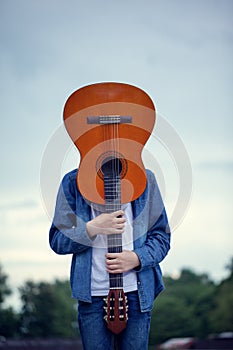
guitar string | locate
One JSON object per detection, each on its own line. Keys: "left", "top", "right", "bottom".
{"left": 113, "top": 119, "right": 117, "bottom": 288}
{"left": 114, "top": 119, "right": 118, "bottom": 288}
{"left": 115, "top": 118, "right": 122, "bottom": 289}
{"left": 103, "top": 117, "right": 123, "bottom": 289}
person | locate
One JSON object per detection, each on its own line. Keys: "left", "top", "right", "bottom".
{"left": 49, "top": 166, "right": 171, "bottom": 350}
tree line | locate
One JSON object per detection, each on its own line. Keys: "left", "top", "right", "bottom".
{"left": 0, "top": 258, "right": 232, "bottom": 346}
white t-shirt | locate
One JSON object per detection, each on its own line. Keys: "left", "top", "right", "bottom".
{"left": 91, "top": 203, "right": 138, "bottom": 296}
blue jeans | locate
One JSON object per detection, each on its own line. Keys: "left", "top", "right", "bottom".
{"left": 78, "top": 291, "right": 151, "bottom": 350}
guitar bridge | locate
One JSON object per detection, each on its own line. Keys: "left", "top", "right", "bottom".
{"left": 87, "top": 115, "right": 132, "bottom": 124}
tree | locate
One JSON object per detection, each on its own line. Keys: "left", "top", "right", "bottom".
{"left": 0, "top": 263, "right": 11, "bottom": 305}
{"left": 225, "top": 256, "right": 233, "bottom": 277}
{"left": 0, "top": 263, "right": 19, "bottom": 337}
{"left": 208, "top": 259, "right": 233, "bottom": 334}
{"left": 149, "top": 268, "right": 216, "bottom": 345}
{"left": 150, "top": 294, "right": 194, "bottom": 345}
{"left": 0, "top": 307, "right": 19, "bottom": 338}
{"left": 19, "top": 279, "right": 78, "bottom": 338}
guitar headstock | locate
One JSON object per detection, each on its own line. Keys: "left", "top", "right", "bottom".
{"left": 104, "top": 288, "right": 128, "bottom": 334}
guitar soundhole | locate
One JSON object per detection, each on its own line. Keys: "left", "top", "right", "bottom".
{"left": 101, "top": 157, "right": 122, "bottom": 176}
{"left": 96, "top": 152, "right": 128, "bottom": 180}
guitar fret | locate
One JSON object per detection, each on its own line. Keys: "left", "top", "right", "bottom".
{"left": 109, "top": 273, "right": 123, "bottom": 288}
{"left": 104, "top": 172, "right": 124, "bottom": 289}
{"left": 108, "top": 237, "right": 122, "bottom": 243}
{"left": 108, "top": 246, "right": 122, "bottom": 251}
{"left": 108, "top": 237, "right": 122, "bottom": 242}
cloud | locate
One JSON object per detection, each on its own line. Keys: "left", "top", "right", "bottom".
{"left": 0, "top": 199, "right": 38, "bottom": 211}
{"left": 198, "top": 160, "right": 233, "bottom": 172}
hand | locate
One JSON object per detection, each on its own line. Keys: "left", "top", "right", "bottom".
{"left": 105, "top": 250, "right": 140, "bottom": 273}
{"left": 86, "top": 210, "right": 126, "bottom": 238}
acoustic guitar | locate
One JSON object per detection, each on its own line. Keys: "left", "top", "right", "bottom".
{"left": 63, "top": 82, "right": 156, "bottom": 334}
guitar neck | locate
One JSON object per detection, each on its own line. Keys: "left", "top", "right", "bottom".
{"left": 104, "top": 174, "right": 123, "bottom": 289}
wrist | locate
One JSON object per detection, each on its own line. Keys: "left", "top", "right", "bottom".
{"left": 86, "top": 221, "right": 97, "bottom": 240}
{"left": 131, "top": 251, "right": 140, "bottom": 269}
{"left": 132, "top": 251, "right": 141, "bottom": 270}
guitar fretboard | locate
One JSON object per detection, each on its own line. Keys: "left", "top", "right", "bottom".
{"left": 104, "top": 174, "right": 123, "bottom": 289}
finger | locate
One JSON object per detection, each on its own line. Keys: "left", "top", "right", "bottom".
{"left": 113, "top": 210, "right": 125, "bottom": 217}
{"left": 105, "top": 260, "right": 121, "bottom": 270}
{"left": 109, "top": 227, "right": 124, "bottom": 234}
{"left": 116, "top": 223, "right": 125, "bottom": 229}
{"left": 113, "top": 217, "right": 126, "bottom": 226}
{"left": 116, "top": 218, "right": 126, "bottom": 225}
{"left": 106, "top": 262, "right": 119, "bottom": 269}
{"left": 106, "top": 267, "right": 123, "bottom": 274}
{"left": 106, "top": 253, "right": 119, "bottom": 259}
{"left": 105, "top": 257, "right": 116, "bottom": 265}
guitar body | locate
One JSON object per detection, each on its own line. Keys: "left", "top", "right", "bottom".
{"left": 63, "top": 82, "right": 156, "bottom": 204}
{"left": 63, "top": 82, "right": 156, "bottom": 333}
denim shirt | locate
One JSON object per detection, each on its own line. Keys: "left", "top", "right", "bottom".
{"left": 49, "top": 168, "right": 171, "bottom": 312}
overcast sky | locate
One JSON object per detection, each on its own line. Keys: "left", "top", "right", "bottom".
{"left": 1, "top": 0, "right": 232, "bottom": 307}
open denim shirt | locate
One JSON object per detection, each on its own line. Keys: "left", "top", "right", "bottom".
{"left": 49, "top": 168, "right": 171, "bottom": 312}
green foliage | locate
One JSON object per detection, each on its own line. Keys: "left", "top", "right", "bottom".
{"left": 149, "top": 268, "right": 219, "bottom": 346}
{"left": 0, "top": 307, "right": 19, "bottom": 337}
{"left": 18, "top": 279, "right": 78, "bottom": 338}
{"left": 208, "top": 274, "right": 233, "bottom": 333}
{"left": 0, "top": 264, "right": 20, "bottom": 337}
{"left": 0, "top": 264, "right": 11, "bottom": 305}
{"left": 0, "top": 259, "right": 233, "bottom": 343}
{"left": 150, "top": 294, "right": 194, "bottom": 345}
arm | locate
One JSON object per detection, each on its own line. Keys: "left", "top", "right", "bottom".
{"left": 105, "top": 207, "right": 170, "bottom": 274}
{"left": 49, "top": 170, "right": 128, "bottom": 255}
{"left": 49, "top": 170, "right": 94, "bottom": 255}
{"left": 104, "top": 171, "right": 170, "bottom": 274}
{"left": 133, "top": 170, "right": 171, "bottom": 271}
{"left": 133, "top": 208, "right": 171, "bottom": 271}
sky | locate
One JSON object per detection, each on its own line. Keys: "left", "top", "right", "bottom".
{"left": 0, "top": 0, "right": 232, "bottom": 308}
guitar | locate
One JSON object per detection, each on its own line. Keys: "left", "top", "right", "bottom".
{"left": 63, "top": 82, "right": 156, "bottom": 334}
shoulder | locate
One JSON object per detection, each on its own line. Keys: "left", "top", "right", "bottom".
{"left": 146, "top": 168, "right": 157, "bottom": 186}
{"left": 134, "top": 169, "right": 157, "bottom": 203}
{"left": 145, "top": 169, "right": 162, "bottom": 200}
{"left": 60, "top": 169, "right": 78, "bottom": 197}
{"left": 61, "top": 168, "right": 78, "bottom": 184}
{"left": 146, "top": 168, "right": 154, "bottom": 179}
